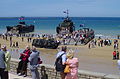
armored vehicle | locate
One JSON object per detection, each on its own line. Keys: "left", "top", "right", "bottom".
{"left": 56, "top": 10, "right": 75, "bottom": 34}
{"left": 6, "top": 21, "right": 34, "bottom": 34}
{"left": 32, "top": 38, "right": 60, "bottom": 49}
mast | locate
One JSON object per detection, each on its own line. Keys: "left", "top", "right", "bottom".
{"left": 63, "top": 9, "right": 69, "bottom": 18}
{"left": 66, "top": 9, "right": 69, "bottom": 18}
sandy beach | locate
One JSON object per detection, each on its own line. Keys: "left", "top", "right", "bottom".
{"left": 0, "top": 36, "right": 119, "bottom": 75}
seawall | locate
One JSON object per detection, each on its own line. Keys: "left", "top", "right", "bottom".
{"left": 10, "top": 59, "right": 120, "bottom": 79}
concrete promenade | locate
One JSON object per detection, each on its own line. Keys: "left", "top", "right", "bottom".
{"left": 9, "top": 73, "right": 32, "bottom": 79}
{"left": 9, "top": 58, "right": 120, "bottom": 79}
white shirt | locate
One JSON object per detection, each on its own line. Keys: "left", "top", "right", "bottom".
{"left": 56, "top": 51, "right": 66, "bottom": 64}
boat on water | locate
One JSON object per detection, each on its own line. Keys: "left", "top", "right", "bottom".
{"left": 6, "top": 17, "right": 34, "bottom": 34}
{"left": 56, "top": 10, "right": 75, "bottom": 34}
{"left": 56, "top": 10, "right": 95, "bottom": 45}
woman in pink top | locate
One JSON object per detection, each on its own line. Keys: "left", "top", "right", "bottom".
{"left": 65, "top": 50, "right": 79, "bottom": 79}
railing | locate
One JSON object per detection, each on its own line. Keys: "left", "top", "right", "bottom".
{"left": 10, "top": 59, "right": 120, "bottom": 79}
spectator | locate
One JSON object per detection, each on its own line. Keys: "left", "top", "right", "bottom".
{"left": 55, "top": 46, "right": 67, "bottom": 79}
{"left": 28, "top": 46, "right": 40, "bottom": 79}
{"left": 113, "top": 51, "right": 116, "bottom": 60}
{"left": 22, "top": 37, "right": 24, "bottom": 42}
{"left": 88, "top": 42, "right": 91, "bottom": 49}
{"left": 65, "top": 50, "right": 79, "bottom": 79}
{"left": 0, "top": 46, "right": 6, "bottom": 79}
{"left": 17, "top": 45, "right": 31, "bottom": 77}
{"left": 16, "top": 42, "right": 19, "bottom": 48}
{"left": 12, "top": 42, "right": 15, "bottom": 47}
{"left": 2, "top": 45, "right": 11, "bottom": 79}
{"left": 117, "top": 51, "right": 119, "bottom": 60}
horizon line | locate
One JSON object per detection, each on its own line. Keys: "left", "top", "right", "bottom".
{"left": 1, "top": 16, "right": 120, "bottom": 18}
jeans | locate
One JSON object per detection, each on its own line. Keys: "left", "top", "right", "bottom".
{"left": 0, "top": 68, "right": 5, "bottom": 79}
{"left": 30, "top": 67, "right": 40, "bottom": 79}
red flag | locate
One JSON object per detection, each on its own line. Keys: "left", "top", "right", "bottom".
{"left": 19, "top": 16, "right": 25, "bottom": 20}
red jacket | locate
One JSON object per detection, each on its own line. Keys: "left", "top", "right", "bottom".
{"left": 21, "top": 49, "right": 31, "bottom": 61}
{"left": 113, "top": 51, "right": 116, "bottom": 56}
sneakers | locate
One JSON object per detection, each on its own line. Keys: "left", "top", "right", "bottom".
{"left": 23, "top": 74, "right": 27, "bottom": 77}
{"left": 18, "top": 72, "right": 27, "bottom": 77}
{"left": 18, "top": 73, "right": 22, "bottom": 76}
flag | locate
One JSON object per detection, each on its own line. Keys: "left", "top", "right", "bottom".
{"left": 63, "top": 11, "right": 67, "bottom": 13}
{"left": 19, "top": 16, "right": 25, "bottom": 20}
{"left": 80, "top": 24, "right": 85, "bottom": 27}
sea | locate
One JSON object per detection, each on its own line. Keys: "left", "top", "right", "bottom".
{"left": 0, "top": 17, "right": 120, "bottom": 39}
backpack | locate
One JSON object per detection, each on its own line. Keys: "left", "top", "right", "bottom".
{"left": 55, "top": 53, "right": 66, "bottom": 72}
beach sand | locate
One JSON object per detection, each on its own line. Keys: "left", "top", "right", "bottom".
{"left": 0, "top": 36, "right": 119, "bottom": 75}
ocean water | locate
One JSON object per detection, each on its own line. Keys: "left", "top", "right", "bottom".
{"left": 0, "top": 17, "right": 120, "bottom": 38}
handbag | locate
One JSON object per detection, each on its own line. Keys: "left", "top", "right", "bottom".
{"left": 64, "top": 65, "right": 70, "bottom": 73}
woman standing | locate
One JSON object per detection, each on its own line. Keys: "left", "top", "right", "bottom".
{"left": 65, "top": 50, "right": 79, "bottom": 79}
{"left": 17, "top": 45, "right": 31, "bottom": 77}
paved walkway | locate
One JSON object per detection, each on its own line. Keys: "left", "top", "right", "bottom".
{"left": 9, "top": 73, "right": 32, "bottom": 79}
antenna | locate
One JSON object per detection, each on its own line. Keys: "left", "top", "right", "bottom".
{"left": 63, "top": 9, "right": 69, "bottom": 18}
{"left": 67, "top": 9, "right": 69, "bottom": 18}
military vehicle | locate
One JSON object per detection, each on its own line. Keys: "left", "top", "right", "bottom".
{"left": 79, "top": 28, "right": 94, "bottom": 45}
{"left": 6, "top": 17, "right": 34, "bottom": 34}
{"left": 56, "top": 10, "right": 75, "bottom": 34}
{"left": 32, "top": 38, "right": 60, "bottom": 49}
{"left": 56, "top": 10, "right": 94, "bottom": 45}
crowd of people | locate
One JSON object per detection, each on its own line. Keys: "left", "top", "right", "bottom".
{"left": 56, "top": 28, "right": 94, "bottom": 45}
{"left": 0, "top": 29, "right": 94, "bottom": 47}
{"left": 0, "top": 44, "right": 79, "bottom": 79}
{"left": 87, "top": 37, "right": 120, "bottom": 61}
{"left": 16, "top": 46, "right": 42, "bottom": 79}
{"left": 87, "top": 37, "right": 118, "bottom": 49}
{"left": 113, "top": 39, "right": 119, "bottom": 60}
{"left": 0, "top": 45, "right": 42, "bottom": 79}
{"left": 1, "top": 32, "right": 120, "bottom": 79}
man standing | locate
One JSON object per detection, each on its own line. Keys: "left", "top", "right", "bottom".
{"left": 0, "top": 46, "right": 6, "bottom": 79}
{"left": 2, "top": 45, "right": 11, "bottom": 79}
{"left": 117, "top": 51, "right": 119, "bottom": 60}
{"left": 28, "top": 46, "right": 40, "bottom": 79}
{"left": 55, "top": 46, "right": 67, "bottom": 79}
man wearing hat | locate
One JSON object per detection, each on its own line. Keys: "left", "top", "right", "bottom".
{"left": 0, "top": 45, "right": 6, "bottom": 79}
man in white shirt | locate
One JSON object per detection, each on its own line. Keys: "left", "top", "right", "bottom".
{"left": 56, "top": 46, "right": 67, "bottom": 79}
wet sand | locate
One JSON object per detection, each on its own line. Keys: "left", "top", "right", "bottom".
{"left": 0, "top": 36, "right": 119, "bottom": 75}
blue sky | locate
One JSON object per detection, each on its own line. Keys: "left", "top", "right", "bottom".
{"left": 0, "top": 0, "right": 120, "bottom": 17}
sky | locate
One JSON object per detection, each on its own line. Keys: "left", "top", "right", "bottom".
{"left": 0, "top": 0, "right": 120, "bottom": 17}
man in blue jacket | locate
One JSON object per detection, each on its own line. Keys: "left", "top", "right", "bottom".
{"left": 28, "top": 46, "right": 40, "bottom": 79}
{"left": 0, "top": 48, "right": 6, "bottom": 79}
